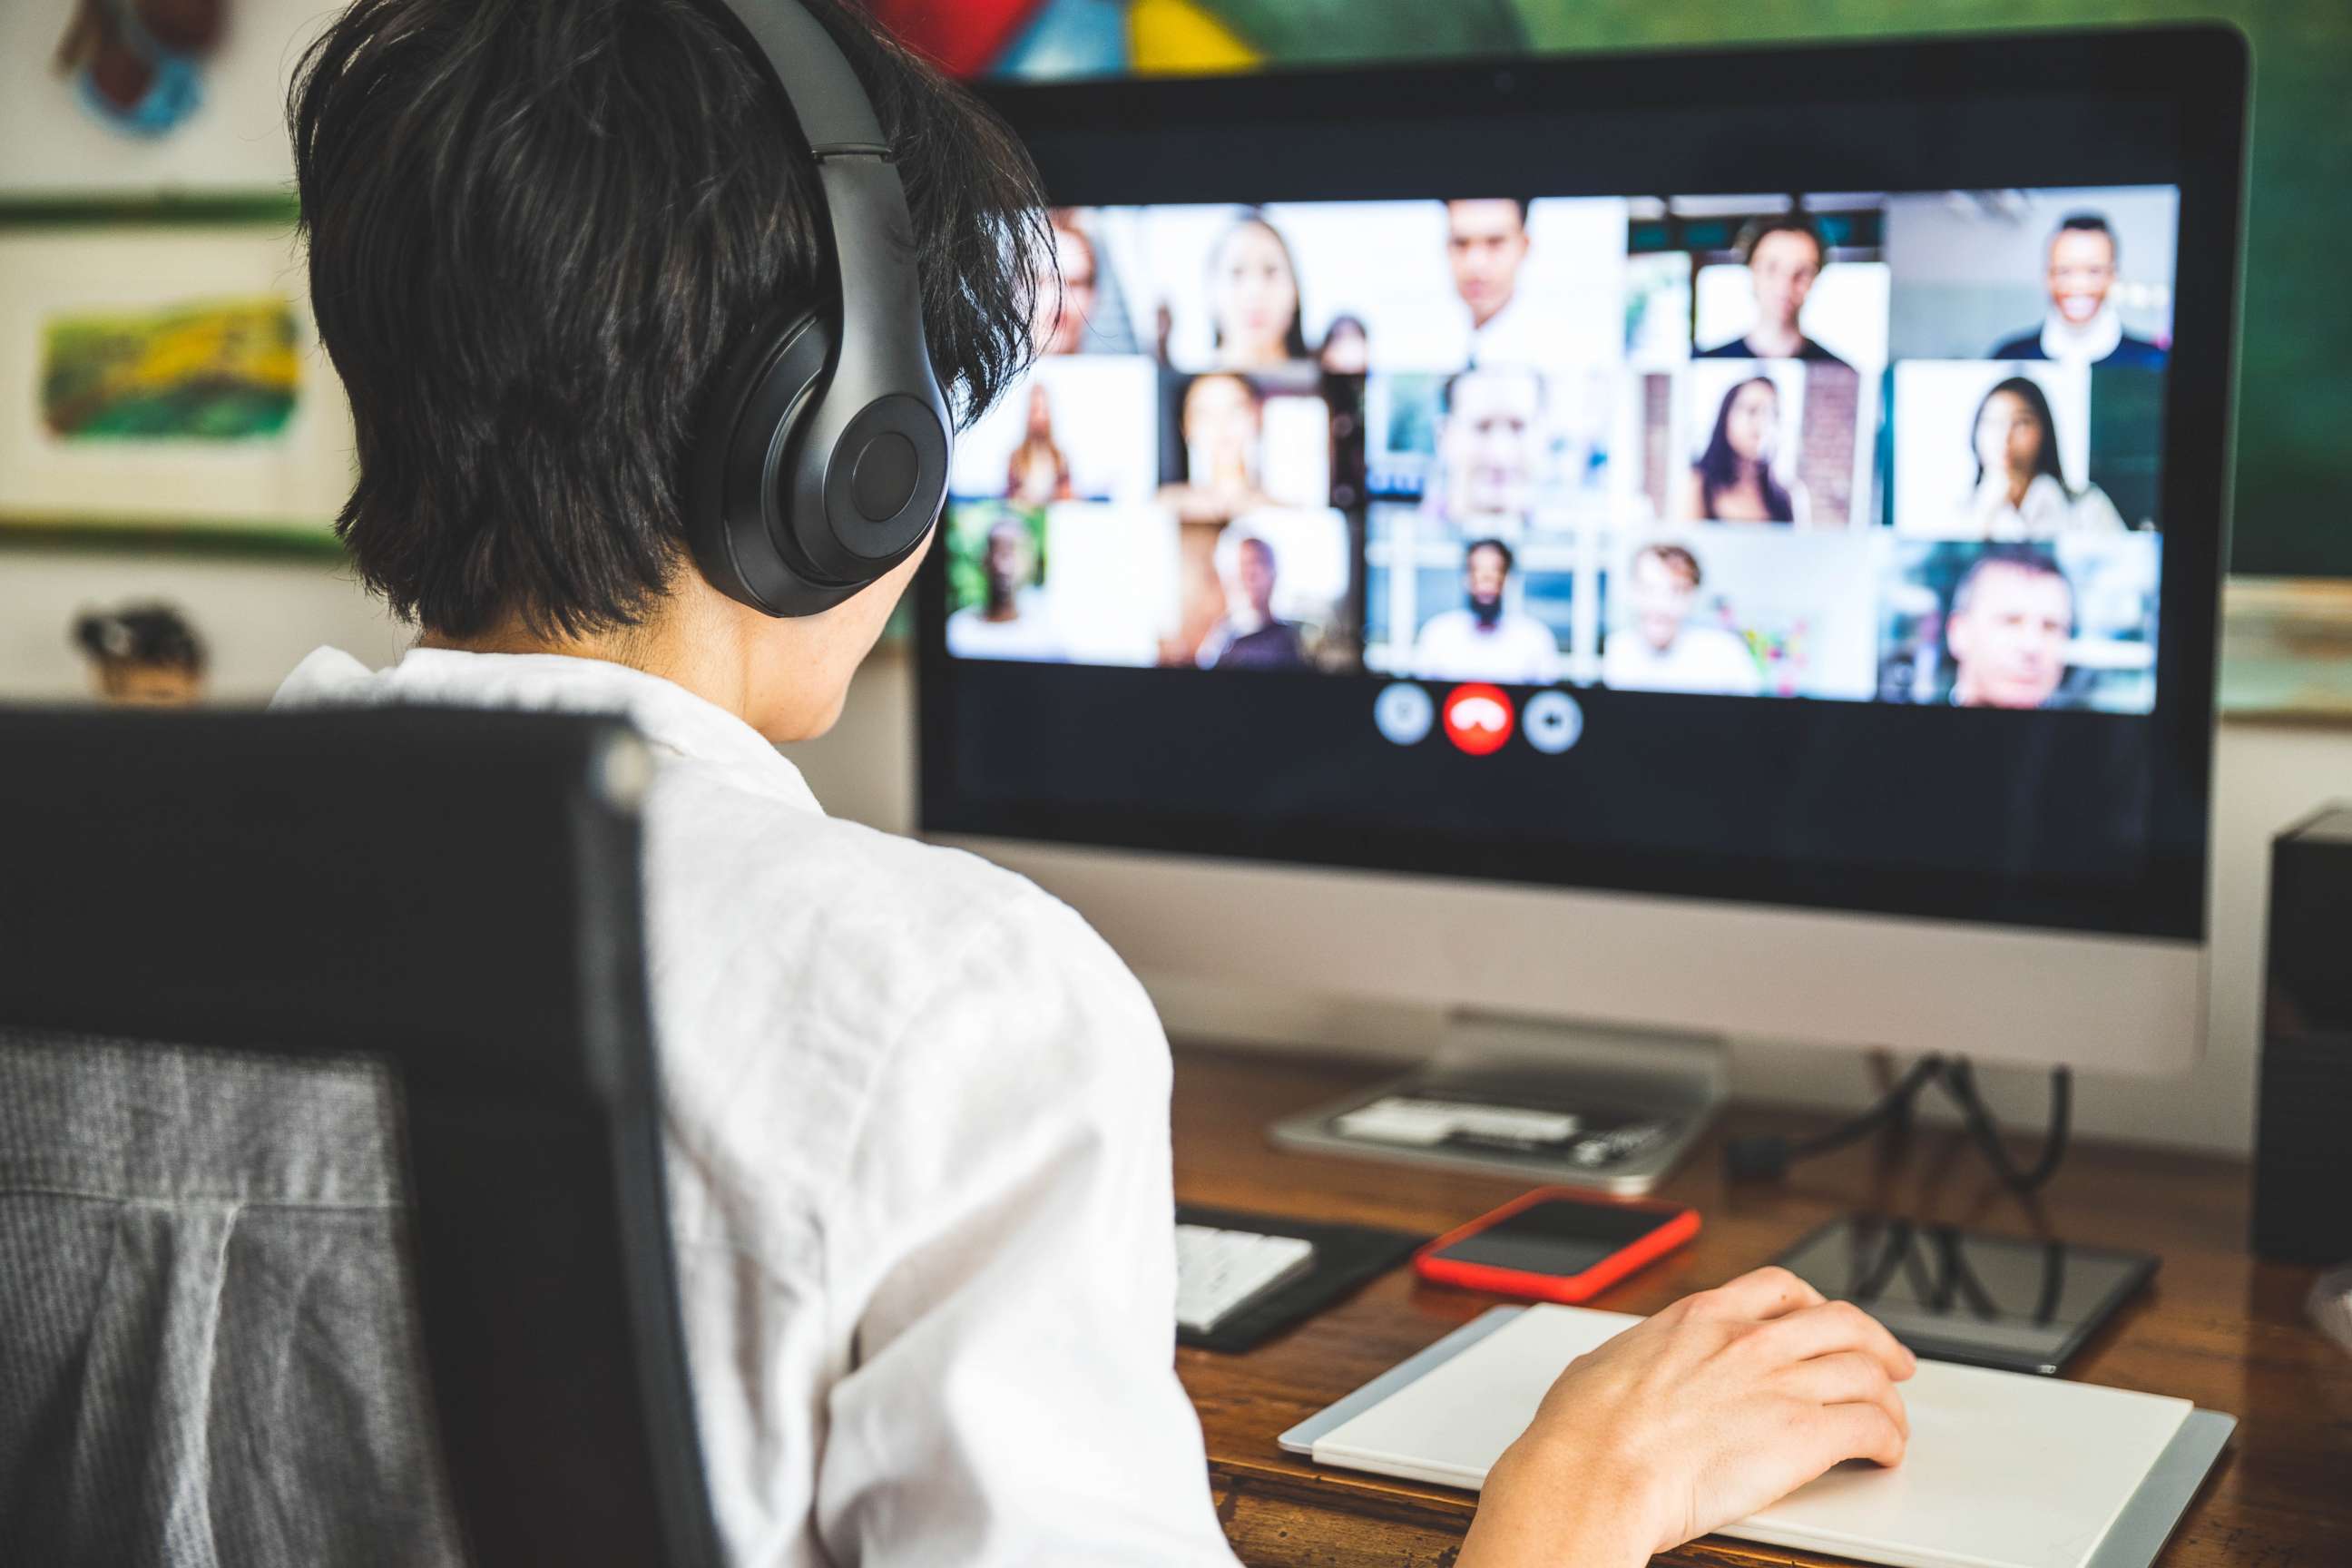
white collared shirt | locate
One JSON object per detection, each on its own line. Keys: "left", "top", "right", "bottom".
{"left": 1953, "top": 473, "right": 2128, "bottom": 541}
{"left": 1602, "top": 624, "right": 1761, "bottom": 696}
{"left": 1467, "top": 289, "right": 1567, "bottom": 370}
{"left": 272, "top": 647, "right": 1237, "bottom": 1568}
{"left": 2039, "top": 304, "right": 2125, "bottom": 366}
{"left": 946, "top": 589, "right": 1068, "bottom": 663}
{"left": 1413, "top": 608, "right": 1562, "bottom": 684}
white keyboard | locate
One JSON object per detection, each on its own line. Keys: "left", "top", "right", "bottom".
{"left": 1176, "top": 1223, "right": 1318, "bottom": 1335}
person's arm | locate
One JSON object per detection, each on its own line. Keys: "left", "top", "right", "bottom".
{"left": 815, "top": 886, "right": 1236, "bottom": 1568}
{"left": 1962, "top": 475, "right": 2004, "bottom": 539}
{"left": 1674, "top": 466, "right": 1705, "bottom": 523}
{"left": 1458, "top": 1267, "right": 1914, "bottom": 1568}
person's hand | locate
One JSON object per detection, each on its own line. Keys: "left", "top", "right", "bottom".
{"left": 1457, "top": 1266, "right": 1915, "bottom": 1568}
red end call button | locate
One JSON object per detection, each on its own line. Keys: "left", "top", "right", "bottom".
{"left": 1442, "top": 683, "right": 1514, "bottom": 756}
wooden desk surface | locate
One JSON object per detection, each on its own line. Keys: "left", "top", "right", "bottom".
{"left": 1169, "top": 1045, "right": 2352, "bottom": 1568}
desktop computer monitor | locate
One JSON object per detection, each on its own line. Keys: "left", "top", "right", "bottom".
{"left": 916, "top": 28, "right": 2246, "bottom": 1083}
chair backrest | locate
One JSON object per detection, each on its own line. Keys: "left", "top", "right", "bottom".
{"left": 0, "top": 706, "right": 721, "bottom": 1568}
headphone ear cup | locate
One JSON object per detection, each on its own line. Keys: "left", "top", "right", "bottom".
{"left": 684, "top": 312, "right": 834, "bottom": 615}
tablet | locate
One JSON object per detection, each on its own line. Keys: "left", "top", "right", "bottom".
{"left": 1772, "top": 1214, "right": 2157, "bottom": 1376}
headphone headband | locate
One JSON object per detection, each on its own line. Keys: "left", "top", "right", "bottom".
{"left": 712, "top": 0, "right": 882, "bottom": 151}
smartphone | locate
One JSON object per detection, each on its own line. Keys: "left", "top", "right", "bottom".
{"left": 1415, "top": 1188, "right": 1700, "bottom": 1303}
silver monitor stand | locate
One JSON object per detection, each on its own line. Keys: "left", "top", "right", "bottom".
{"left": 1269, "top": 1013, "right": 1726, "bottom": 1195}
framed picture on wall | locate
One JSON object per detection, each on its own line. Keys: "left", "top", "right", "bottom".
{"left": 0, "top": 199, "right": 351, "bottom": 554}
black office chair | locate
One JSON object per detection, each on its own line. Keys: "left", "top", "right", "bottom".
{"left": 0, "top": 708, "right": 722, "bottom": 1568}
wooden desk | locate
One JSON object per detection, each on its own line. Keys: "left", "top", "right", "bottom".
{"left": 1170, "top": 1046, "right": 2352, "bottom": 1568}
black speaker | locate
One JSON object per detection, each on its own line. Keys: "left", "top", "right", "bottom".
{"left": 2254, "top": 804, "right": 2352, "bottom": 1264}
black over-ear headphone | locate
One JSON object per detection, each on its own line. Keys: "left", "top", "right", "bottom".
{"left": 686, "top": 0, "right": 951, "bottom": 618}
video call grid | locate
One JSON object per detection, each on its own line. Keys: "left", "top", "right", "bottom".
{"left": 943, "top": 188, "right": 2176, "bottom": 719}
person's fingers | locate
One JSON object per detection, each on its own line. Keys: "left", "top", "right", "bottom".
{"left": 1811, "top": 1396, "right": 1910, "bottom": 1469}
{"left": 1745, "top": 1298, "right": 1916, "bottom": 1379}
{"left": 1775, "top": 1351, "right": 1907, "bottom": 1433}
{"left": 1853, "top": 1376, "right": 1912, "bottom": 1446}
{"left": 1769, "top": 1394, "right": 1911, "bottom": 1491}
{"left": 1686, "top": 1389, "right": 1910, "bottom": 1539}
{"left": 1682, "top": 1266, "right": 1827, "bottom": 1324}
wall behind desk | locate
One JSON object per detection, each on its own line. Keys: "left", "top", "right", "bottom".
{"left": 0, "top": 0, "right": 387, "bottom": 700}
{"left": 787, "top": 644, "right": 2351, "bottom": 1158}
{"left": 0, "top": 547, "right": 401, "bottom": 703}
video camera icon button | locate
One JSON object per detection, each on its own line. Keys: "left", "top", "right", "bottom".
{"left": 1441, "top": 683, "right": 1514, "bottom": 756}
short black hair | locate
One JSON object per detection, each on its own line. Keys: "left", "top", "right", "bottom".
{"left": 290, "top": 0, "right": 1048, "bottom": 637}
{"left": 1734, "top": 211, "right": 1825, "bottom": 267}
{"left": 74, "top": 604, "right": 205, "bottom": 672}
{"left": 1446, "top": 197, "right": 1529, "bottom": 226}
{"left": 1465, "top": 536, "right": 1514, "bottom": 574}
{"left": 2053, "top": 211, "right": 2118, "bottom": 260}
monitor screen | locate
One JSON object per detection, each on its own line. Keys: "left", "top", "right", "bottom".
{"left": 920, "top": 35, "right": 2241, "bottom": 941}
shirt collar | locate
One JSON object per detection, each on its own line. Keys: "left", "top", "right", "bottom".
{"left": 271, "top": 645, "right": 825, "bottom": 816}
{"left": 2040, "top": 304, "right": 2124, "bottom": 364}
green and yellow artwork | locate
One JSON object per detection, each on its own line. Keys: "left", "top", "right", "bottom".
{"left": 1, "top": 218, "right": 356, "bottom": 548}
{"left": 40, "top": 295, "right": 301, "bottom": 442}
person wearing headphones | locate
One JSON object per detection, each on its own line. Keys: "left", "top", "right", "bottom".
{"left": 267, "top": 2, "right": 1913, "bottom": 1564}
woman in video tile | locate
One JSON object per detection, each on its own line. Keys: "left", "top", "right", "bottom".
{"left": 1680, "top": 375, "right": 1802, "bottom": 524}
{"left": 1157, "top": 372, "right": 1273, "bottom": 524}
{"left": 1963, "top": 377, "right": 2123, "bottom": 539}
{"left": 1003, "top": 384, "right": 1075, "bottom": 506}
{"left": 1318, "top": 313, "right": 1368, "bottom": 376}
{"left": 1207, "top": 211, "right": 1309, "bottom": 368}
{"left": 1031, "top": 208, "right": 1139, "bottom": 357}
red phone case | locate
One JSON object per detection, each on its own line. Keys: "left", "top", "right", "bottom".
{"left": 1413, "top": 1187, "right": 1701, "bottom": 1304}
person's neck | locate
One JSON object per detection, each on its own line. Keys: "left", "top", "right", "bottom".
{"left": 418, "top": 593, "right": 757, "bottom": 725}
{"left": 1223, "top": 335, "right": 1281, "bottom": 368}
{"left": 2005, "top": 469, "right": 2034, "bottom": 507}
{"left": 2051, "top": 303, "right": 2112, "bottom": 338}
{"left": 1746, "top": 321, "right": 1804, "bottom": 358}
{"left": 1471, "top": 290, "right": 1513, "bottom": 330}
